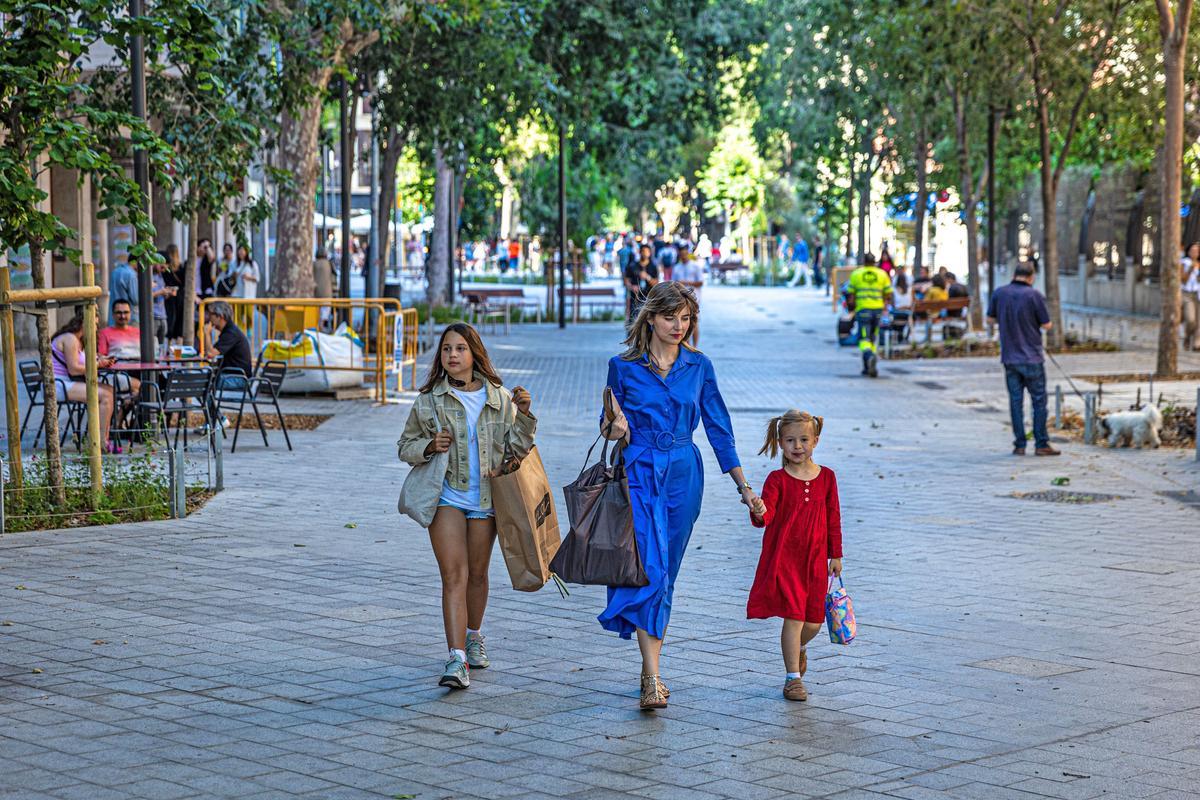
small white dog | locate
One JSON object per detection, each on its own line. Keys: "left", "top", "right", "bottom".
{"left": 1098, "top": 404, "right": 1163, "bottom": 448}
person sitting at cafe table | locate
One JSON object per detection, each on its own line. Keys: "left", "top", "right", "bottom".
{"left": 203, "top": 301, "right": 254, "bottom": 390}
{"left": 50, "top": 311, "right": 120, "bottom": 453}
{"left": 98, "top": 300, "right": 141, "bottom": 359}
{"left": 97, "top": 299, "right": 143, "bottom": 398}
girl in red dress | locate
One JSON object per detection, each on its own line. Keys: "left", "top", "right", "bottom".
{"left": 747, "top": 410, "right": 843, "bottom": 701}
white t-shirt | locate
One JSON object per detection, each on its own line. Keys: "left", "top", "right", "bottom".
{"left": 1183, "top": 257, "right": 1200, "bottom": 295}
{"left": 674, "top": 260, "right": 704, "bottom": 287}
{"left": 891, "top": 285, "right": 913, "bottom": 310}
{"left": 439, "top": 387, "right": 487, "bottom": 512}
{"left": 234, "top": 260, "right": 260, "bottom": 299}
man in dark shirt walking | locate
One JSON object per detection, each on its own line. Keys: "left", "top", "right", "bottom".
{"left": 986, "top": 262, "right": 1060, "bottom": 456}
{"left": 623, "top": 243, "right": 659, "bottom": 324}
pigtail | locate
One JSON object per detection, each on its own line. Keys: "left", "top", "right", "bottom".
{"left": 761, "top": 409, "right": 824, "bottom": 463}
{"left": 758, "top": 416, "right": 782, "bottom": 457}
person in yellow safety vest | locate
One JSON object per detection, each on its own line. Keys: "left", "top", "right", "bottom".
{"left": 847, "top": 257, "right": 893, "bottom": 378}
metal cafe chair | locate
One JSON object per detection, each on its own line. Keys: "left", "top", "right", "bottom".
{"left": 213, "top": 360, "right": 292, "bottom": 453}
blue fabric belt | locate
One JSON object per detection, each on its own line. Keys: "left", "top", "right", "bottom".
{"left": 630, "top": 432, "right": 695, "bottom": 451}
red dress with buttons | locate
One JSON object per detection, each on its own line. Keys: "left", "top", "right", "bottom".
{"left": 746, "top": 467, "right": 842, "bottom": 623}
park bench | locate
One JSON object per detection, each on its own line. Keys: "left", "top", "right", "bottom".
{"left": 558, "top": 286, "right": 623, "bottom": 322}
{"left": 710, "top": 260, "right": 747, "bottom": 284}
{"left": 463, "top": 287, "right": 542, "bottom": 333}
{"left": 907, "top": 296, "right": 971, "bottom": 343}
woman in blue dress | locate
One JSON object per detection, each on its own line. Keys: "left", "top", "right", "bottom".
{"left": 600, "top": 281, "right": 760, "bottom": 709}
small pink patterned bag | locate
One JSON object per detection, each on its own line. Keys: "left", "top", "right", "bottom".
{"left": 825, "top": 576, "right": 856, "bottom": 645}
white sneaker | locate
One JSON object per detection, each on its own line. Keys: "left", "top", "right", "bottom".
{"left": 465, "top": 632, "right": 489, "bottom": 669}
{"left": 438, "top": 654, "right": 470, "bottom": 689}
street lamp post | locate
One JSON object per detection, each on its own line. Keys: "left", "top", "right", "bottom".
{"left": 129, "top": 0, "right": 154, "bottom": 362}
{"left": 320, "top": 131, "right": 328, "bottom": 253}
{"left": 367, "top": 87, "right": 380, "bottom": 304}
{"left": 987, "top": 107, "right": 997, "bottom": 303}
{"left": 557, "top": 123, "right": 566, "bottom": 329}
{"left": 339, "top": 77, "right": 353, "bottom": 321}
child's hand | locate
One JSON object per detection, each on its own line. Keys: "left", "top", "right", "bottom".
{"left": 828, "top": 558, "right": 843, "bottom": 577}
{"left": 750, "top": 497, "right": 766, "bottom": 516}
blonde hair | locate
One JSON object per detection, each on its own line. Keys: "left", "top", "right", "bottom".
{"left": 621, "top": 281, "right": 700, "bottom": 361}
{"left": 759, "top": 410, "right": 824, "bottom": 460}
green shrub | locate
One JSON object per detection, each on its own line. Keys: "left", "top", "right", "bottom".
{"left": 3, "top": 452, "right": 171, "bottom": 533}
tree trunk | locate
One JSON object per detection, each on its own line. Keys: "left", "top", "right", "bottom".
{"left": 913, "top": 122, "right": 928, "bottom": 276}
{"left": 857, "top": 170, "right": 869, "bottom": 261}
{"left": 29, "top": 239, "right": 65, "bottom": 505}
{"left": 845, "top": 158, "right": 856, "bottom": 260}
{"left": 182, "top": 207, "right": 198, "bottom": 346}
{"left": 954, "top": 94, "right": 984, "bottom": 330}
{"left": 376, "top": 129, "right": 403, "bottom": 298}
{"left": 427, "top": 146, "right": 452, "bottom": 307}
{"left": 1036, "top": 98, "right": 1064, "bottom": 348}
{"left": 1157, "top": 6, "right": 1192, "bottom": 377}
{"left": 272, "top": 68, "right": 332, "bottom": 298}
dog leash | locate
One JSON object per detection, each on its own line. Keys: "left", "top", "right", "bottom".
{"left": 1044, "top": 349, "right": 1090, "bottom": 403}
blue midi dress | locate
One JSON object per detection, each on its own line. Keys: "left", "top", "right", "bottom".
{"left": 597, "top": 349, "right": 741, "bottom": 639}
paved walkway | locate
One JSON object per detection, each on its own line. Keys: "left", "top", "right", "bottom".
{"left": 2, "top": 286, "right": 1200, "bottom": 800}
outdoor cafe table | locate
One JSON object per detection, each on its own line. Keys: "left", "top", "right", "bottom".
{"left": 106, "top": 358, "right": 210, "bottom": 371}
{"left": 102, "top": 360, "right": 212, "bottom": 434}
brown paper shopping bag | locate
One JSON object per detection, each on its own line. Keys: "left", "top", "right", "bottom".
{"left": 491, "top": 446, "right": 564, "bottom": 593}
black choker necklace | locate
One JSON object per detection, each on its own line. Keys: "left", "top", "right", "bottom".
{"left": 448, "top": 376, "right": 469, "bottom": 388}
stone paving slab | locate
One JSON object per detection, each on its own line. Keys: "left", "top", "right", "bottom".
{"left": 2, "top": 285, "right": 1199, "bottom": 799}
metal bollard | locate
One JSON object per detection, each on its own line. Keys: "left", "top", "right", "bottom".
{"left": 167, "top": 447, "right": 178, "bottom": 518}
{"left": 1196, "top": 388, "right": 1199, "bottom": 463}
{"left": 175, "top": 446, "right": 187, "bottom": 518}
{"left": 1083, "top": 392, "right": 1096, "bottom": 445}
{"left": 1055, "top": 385, "right": 1063, "bottom": 429}
{"left": 213, "top": 424, "right": 225, "bottom": 492}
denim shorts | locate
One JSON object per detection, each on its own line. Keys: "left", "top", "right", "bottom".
{"left": 437, "top": 502, "right": 494, "bottom": 520}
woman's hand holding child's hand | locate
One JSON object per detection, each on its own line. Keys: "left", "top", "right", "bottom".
{"left": 750, "top": 496, "right": 766, "bottom": 517}
{"left": 828, "top": 558, "right": 843, "bottom": 577}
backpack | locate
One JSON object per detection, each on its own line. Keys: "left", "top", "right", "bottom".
{"left": 215, "top": 268, "right": 236, "bottom": 297}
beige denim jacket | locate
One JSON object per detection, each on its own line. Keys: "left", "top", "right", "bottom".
{"left": 397, "top": 374, "right": 537, "bottom": 510}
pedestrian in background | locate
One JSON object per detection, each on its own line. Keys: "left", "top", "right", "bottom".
{"left": 986, "top": 261, "right": 1060, "bottom": 456}
{"left": 161, "top": 244, "right": 186, "bottom": 342}
{"left": 232, "top": 245, "right": 260, "bottom": 299}
{"left": 673, "top": 250, "right": 704, "bottom": 346}
{"left": 313, "top": 248, "right": 334, "bottom": 330}
{"left": 878, "top": 243, "right": 896, "bottom": 277}
{"left": 213, "top": 243, "right": 235, "bottom": 297}
{"left": 623, "top": 243, "right": 659, "bottom": 324}
{"left": 747, "top": 409, "right": 843, "bottom": 703}
{"left": 108, "top": 257, "right": 139, "bottom": 324}
{"left": 1180, "top": 242, "right": 1200, "bottom": 351}
{"left": 150, "top": 260, "right": 176, "bottom": 350}
{"left": 196, "top": 238, "right": 216, "bottom": 299}
{"left": 787, "top": 235, "right": 809, "bottom": 287}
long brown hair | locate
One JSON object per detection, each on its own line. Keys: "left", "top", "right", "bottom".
{"left": 759, "top": 410, "right": 824, "bottom": 462}
{"left": 621, "top": 281, "right": 700, "bottom": 361}
{"left": 419, "top": 322, "right": 503, "bottom": 393}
